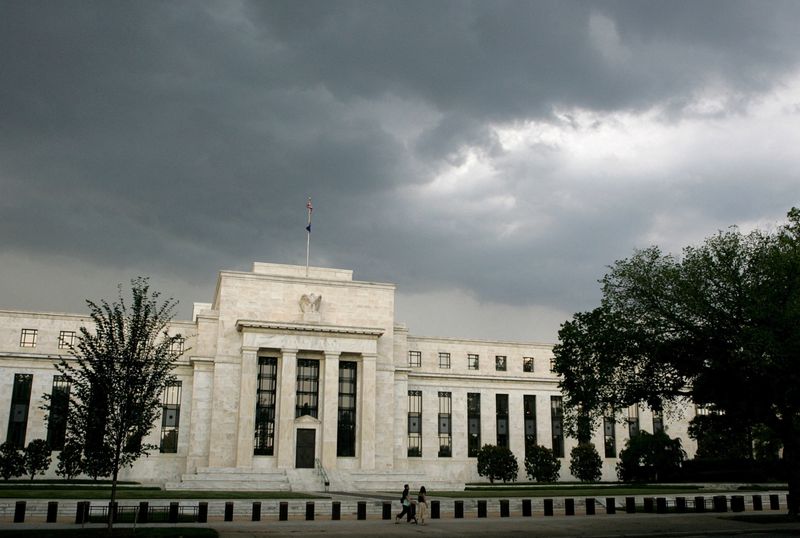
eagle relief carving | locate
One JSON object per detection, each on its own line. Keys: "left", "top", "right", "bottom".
{"left": 299, "top": 293, "right": 322, "bottom": 322}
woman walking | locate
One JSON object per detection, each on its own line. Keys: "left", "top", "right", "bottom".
{"left": 417, "top": 486, "right": 428, "bottom": 525}
{"left": 395, "top": 484, "right": 411, "bottom": 523}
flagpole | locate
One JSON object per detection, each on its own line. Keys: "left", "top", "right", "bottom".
{"left": 305, "top": 197, "right": 312, "bottom": 277}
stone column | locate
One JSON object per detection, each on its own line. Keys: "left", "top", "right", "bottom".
{"left": 186, "top": 357, "right": 214, "bottom": 474}
{"left": 360, "top": 353, "right": 377, "bottom": 469}
{"left": 235, "top": 347, "right": 259, "bottom": 469}
{"left": 276, "top": 349, "right": 298, "bottom": 469}
{"left": 321, "top": 352, "right": 340, "bottom": 468}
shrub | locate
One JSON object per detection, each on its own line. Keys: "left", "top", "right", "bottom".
{"left": 56, "top": 440, "right": 84, "bottom": 480}
{"left": 617, "top": 431, "right": 685, "bottom": 482}
{"left": 23, "top": 439, "right": 52, "bottom": 481}
{"left": 524, "top": 444, "right": 561, "bottom": 482}
{"left": 0, "top": 442, "right": 24, "bottom": 481}
{"left": 569, "top": 442, "right": 602, "bottom": 482}
{"left": 476, "top": 444, "right": 518, "bottom": 483}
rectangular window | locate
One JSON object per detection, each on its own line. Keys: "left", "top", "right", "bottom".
{"left": 296, "top": 359, "right": 320, "bottom": 418}
{"left": 337, "top": 361, "right": 357, "bottom": 457}
{"left": 169, "top": 337, "right": 185, "bottom": 354}
{"left": 408, "top": 351, "right": 421, "bottom": 367}
{"left": 467, "top": 392, "right": 481, "bottom": 457}
{"left": 603, "top": 411, "right": 616, "bottom": 458}
{"left": 438, "top": 352, "right": 451, "bottom": 369}
{"left": 7, "top": 374, "right": 33, "bottom": 448}
{"left": 627, "top": 405, "right": 640, "bottom": 438}
{"left": 408, "top": 390, "right": 422, "bottom": 457}
{"left": 495, "top": 355, "right": 507, "bottom": 371}
{"left": 58, "top": 331, "right": 76, "bottom": 350}
{"left": 47, "top": 375, "right": 70, "bottom": 450}
{"left": 549, "top": 357, "right": 556, "bottom": 373}
{"left": 496, "top": 394, "right": 509, "bottom": 448}
{"left": 254, "top": 357, "right": 278, "bottom": 455}
{"left": 468, "top": 354, "right": 479, "bottom": 370}
{"left": 523, "top": 357, "right": 535, "bottom": 372}
{"left": 160, "top": 381, "right": 182, "bottom": 453}
{"left": 524, "top": 395, "right": 536, "bottom": 459}
{"left": 438, "top": 391, "right": 452, "bottom": 457}
{"left": 550, "top": 395, "right": 564, "bottom": 458}
{"left": 19, "top": 329, "right": 37, "bottom": 348}
{"left": 652, "top": 409, "right": 664, "bottom": 434}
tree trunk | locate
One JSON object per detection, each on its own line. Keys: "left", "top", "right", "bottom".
{"left": 108, "top": 449, "right": 121, "bottom": 534}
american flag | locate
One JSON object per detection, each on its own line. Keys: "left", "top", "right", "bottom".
{"left": 306, "top": 198, "right": 313, "bottom": 212}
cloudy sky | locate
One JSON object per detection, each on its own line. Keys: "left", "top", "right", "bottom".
{"left": 2, "top": 1, "right": 800, "bottom": 343}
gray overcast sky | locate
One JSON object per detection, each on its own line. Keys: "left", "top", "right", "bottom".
{"left": 2, "top": 1, "right": 800, "bottom": 343}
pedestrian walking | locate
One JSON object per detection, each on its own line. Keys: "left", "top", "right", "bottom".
{"left": 417, "top": 486, "right": 428, "bottom": 525}
{"left": 395, "top": 484, "right": 411, "bottom": 523}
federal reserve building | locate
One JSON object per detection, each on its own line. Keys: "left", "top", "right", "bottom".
{"left": 0, "top": 262, "right": 698, "bottom": 490}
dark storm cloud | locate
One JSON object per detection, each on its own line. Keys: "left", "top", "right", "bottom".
{"left": 2, "top": 0, "right": 800, "bottom": 336}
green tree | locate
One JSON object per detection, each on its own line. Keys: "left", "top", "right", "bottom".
{"left": 569, "top": 442, "right": 602, "bottom": 483}
{"left": 553, "top": 208, "right": 800, "bottom": 514}
{"left": 524, "top": 444, "right": 561, "bottom": 482}
{"left": 23, "top": 439, "right": 51, "bottom": 481}
{"left": 45, "top": 278, "right": 184, "bottom": 531}
{"left": 616, "top": 431, "right": 685, "bottom": 482}
{"left": 476, "top": 444, "right": 518, "bottom": 483}
{"left": 688, "top": 413, "right": 753, "bottom": 460}
{"left": 56, "top": 440, "right": 84, "bottom": 480}
{"left": 0, "top": 442, "right": 24, "bottom": 481}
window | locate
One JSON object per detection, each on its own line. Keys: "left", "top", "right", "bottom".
{"left": 254, "top": 357, "right": 278, "bottom": 455}
{"left": 169, "top": 338, "right": 185, "bottom": 354}
{"left": 627, "top": 405, "right": 640, "bottom": 438}
{"left": 652, "top": 409, "right": 664, "bottom": 434}
{"left": 523, "top": 357, "right": 535, "bottom": 373}
{"left": 468, "top": 354, "right": 479, "bottom": 370}
{"left": 337, "top": 361, "right": 357, "bottom": 457}
{"left": 495, "top": 355, "right": 507, "bottom": 371}
{"left": 550, "top": 396, "right": 564, "bottom": 458}
{"left": 408, "top": 390, "right": 422, "bottom": 457}
{"left": 524, "top": 395, "right": 536, "bottom": 459}
{"left": 19, "top": 329, "right": 37, "bottom": 348}
{"left": 496, "top": 394, "right": 509, "bottom": 448}
{"left": 438, "top": 392, "right": 452, "bottom": 457}
{"left": 7, "top": 374, "right": 33, "bottom": 448}
{"left": 549, "top": 357, "right": 556, "bottom": 373}
{"left": 467, "top": 393, "right": 481, "bottom": 457}
{"left": 160, "top": 381, "right": 182, "bottom": 453}
{"left": 408, "top": 351, "right": 421, "bottom": 368}
{"left": 603, "top": 410, "right": 616, "bottom": 458}
{"left": 438, "top": 352, "right": 451, "bottom": 369}
{"left": 296, "top": 359, "right": 320, "bottom": 418}
{"left": 58, "top": 331, "right": 76, "bottom": 350}
{"left": 47, "top": 376, "right": 70, "bottom": 450}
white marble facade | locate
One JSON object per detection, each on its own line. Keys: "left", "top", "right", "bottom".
{"left": 0, "top": 262, "right": 697, "bottom": 490}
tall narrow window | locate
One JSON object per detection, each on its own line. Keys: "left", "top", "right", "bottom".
{"left": 496, "top": 394, "right": 509, "bottom": 448}
{"left": 337, "top": 361, "right": 357, "bottom": 457}
{"left": 604, "top": 410, "right": 616, "bottom": 457}
{"left": 627, "top": 405, "right": 640, "bottom": 438}
{"left": 160, "top": 381, "right": 182, "bottom": 453}
{"left": 296, "top": 359, "right": 320, "bottom": 418}
{"left": 438, "top": 392, "right": 452, "bottom": 457}
{"left": 467, "top": 393, "right": 481, "bottom": 457}
{"left": 408, "top": 390, "right": 422, "bottom": 457}
{"left": 408, "top": 351, "right": 421, "bottom": 367}
{"left": 7, "top": 374, "right": 33, "bottom": 448}
{"left": 254, "top": 357, "right": 278, "bottom": 455}
{"left": 524, "top": 395, "right": 536, "bottom": 459}
{"left": 58, "top": 331, "right": 76, "bottom": 350}
{"left": 19, "top": 329, "right": 37, "bottom": 348}
{"left": 438, "top": 352, "right": 451, "bottom": 369}
{"left": 47, "top": 376, "right": 70, "bottom": 450}
{"left": 468, "top": 354, "right": 479, "bottom": 370}
{"left": 652, "top": 409, "right": 664, "bottom": 434}
{"left": 550, "top": 396, "right": 564, "bottom": 458}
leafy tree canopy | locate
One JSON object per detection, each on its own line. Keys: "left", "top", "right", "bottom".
{"left": 553, "top": 208, "right": 800, "bottom": 514}
{"left": 23, "top": 439, "right": 51, "bottom": 481}
{"left": 569, "top": 442, "right": 602, "bottom": 483}
{"left": 476, "top": 444, "right": 518, "bottom": 484}
{"left": 524, "top": 445, "right": 561, "bottom": 483}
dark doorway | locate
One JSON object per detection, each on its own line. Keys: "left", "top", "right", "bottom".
{"left": 295, "top": 428, "right": 315, "bottom": 468}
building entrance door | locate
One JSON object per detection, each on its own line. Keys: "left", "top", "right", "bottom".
{"left": 295, "top": 429, "right": 315, "bottom": 468}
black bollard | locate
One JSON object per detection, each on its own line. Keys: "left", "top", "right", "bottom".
{"left": 14, "top": 501, "right": 25, "bottom": 523}
{"left": 108, "top": 501, "right": 118, "bottom": 523}
{"left": 656, "top": 497, "right": 667, "bottom": 514}
{"left": 770, "top": 494, "right": 780, "bottom": 510}
{"left": 544, "top": 499, "right": 554, "bottom": 516}
{"left": 431, "top": 500, "right": 440, "bottom": 519}
{"left": 752, "top": 495, "right": 763, "bottom": 511}
{"left": 586, "top": 498, "right": 595, "bottom": 515}
{"left": 500, "top": 499, "right": 509, "bottom": 517}
{"left": 75, "top": 501, "right": 90, "bottom": 524}
{"left": 695, "top": 496, "right": 706, "bottom": 512}
{"left": 357, "top": 501, "right": 366, "bottom": 520}
{"left": 138, "top": 501, "right": 149, "bottom": 523}
{"left": 626, "top": 497, "right": 636, "bottom": 514}
{"left": 198, "top": 502, "right": 208, "bottom": 523}
{"left": 46, "top": 501, "right": 58, "bottom": 523}
{"left": 454, "top": 500, "right": 464, "bottom": 519}
{"left": 643, "top": 497, "right": 654, "bottom": 513}
{"left": 279, "top": 501, "right": 288, "bottom": 521}
{"left": 605, "top": 497, "right": 616, "bottom": 515}
{"left": 382, "top": 501, "right": 391, "bottom": 520}
{"left": 252, "top": 501, "right": 261, "bottom": 521}
{"left": 712, "top": 495, "right": 727, "bottom": 513}
{"left": 306, "top": 502, "right": 315, "bottom": 521}
{"left": 332, "top": 501, "right": 341, "bottom": 521}
{"left": 477, "top": 500, "right": 487, "bottom": 518}
{"left": 224, "top": 501, "right": 234, "bottom": 521}
{"left": 565, "top": 498, "right": 575, "bottom": 516}
{"left": 169, "top": 502, "right": 179, "bottom": 523}
{"left": 522, "top": 499, "right": 532, "bottom": 517}
{"left": 731, "top": 496, "right": 745, "bottom": 513}
{"left": 676, "top": 497, "right": 687, "bottom": 513}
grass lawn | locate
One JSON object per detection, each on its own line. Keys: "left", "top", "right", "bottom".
{"left": 0, "top": 486, "right": 321, "bottom": 500}
{"left": 0, "top": 529, "right": 218, "bottom": 538}
{"left": 434, "top": 484, "right": 713, "bottom": 498}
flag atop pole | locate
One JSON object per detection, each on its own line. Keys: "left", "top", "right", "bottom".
{"left": 305, "top": 197, "right": 313, "bottom": 276}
